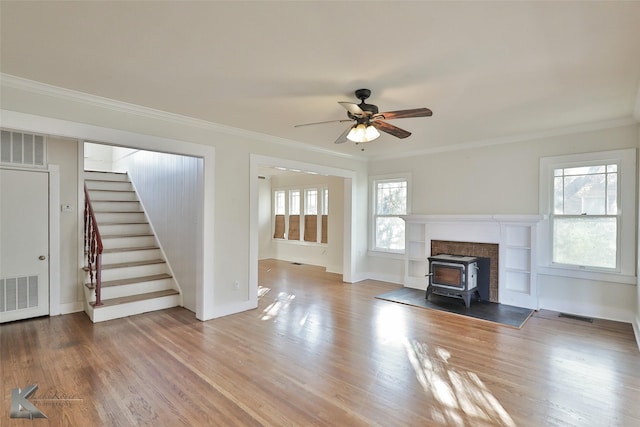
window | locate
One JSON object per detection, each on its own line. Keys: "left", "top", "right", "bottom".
{"left": 552, "top": 164, "right": 617, "bottom": 269}
{"left": 273, "top": 191, "right": 285, "bottom": 239}
{"left": 321, "top": 188, "right": 328, "bottom": 243}
{"left": 288, "top": 190, "right": 300, "bottom": 240}
{"left": 304, "top": 189, "right": 318, "bottom": 242}
{"left": 273, "top": 187, "right": 328, "bottom": 244}
{"left": 540, "top": 148, "right": 636, "bottom": 281}
{"left": 372, "top": 177, "right": 408, "bottom": 253}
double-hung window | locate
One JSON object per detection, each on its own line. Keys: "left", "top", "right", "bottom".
{"left": 371, "top": 176, "right": 409, "bottom": 253}
{"left": 273, "top": 190, "right": 286, "bottom": 239}
{"left": 540, "top": 148, "right": 636, "bottom": 281}
{"left": 288, "top": 190, "right": 301, "bottom": 240}
{"left": 552, "top": 164, "right": 618, "bottom": 269}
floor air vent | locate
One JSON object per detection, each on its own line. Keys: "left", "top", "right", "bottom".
{"left": 559, "top": 313, "right": 593, "bottom": 323}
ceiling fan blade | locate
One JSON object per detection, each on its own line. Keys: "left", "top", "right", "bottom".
{"left": 372, "top": 120, "right": 411, "bottom": 139}
{"left": 334, "top": 125, "right": 353, "bottom": 144}
{"left": 375, "top": 108, "right": 433, "bottom": 120}
{"left": 294, "top": 119, "right": 352, "bottom": 128}
{"left": 338, "top": 102, "right": 365, "bottom": 117}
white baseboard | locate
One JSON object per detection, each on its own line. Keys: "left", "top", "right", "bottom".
{"left": 325, "top": 264, "right": 342, "bottom": 275}
{"left": 633, "top": 315, "right": 640, "bottom": 352}
{"left": 345, "top": 271, "right": 369, "bottom": 283}
{"left": 58, "top": 301, "right": 84, "bottom": 315}
{"left": 539, "top": 299, "right": 634, "bottom": 324}
{"left": 363, "top": 272, "right": 404, "bottom": 285}
{"left": 209, "top": 300, "right": 257, "bottom": 320}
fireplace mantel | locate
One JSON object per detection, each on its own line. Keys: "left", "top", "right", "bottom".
{"left": 400, "top": 214, "right": 545, "bottom": 309}
{"left": 400, "top": 214, "right": 546, "bottom": 224}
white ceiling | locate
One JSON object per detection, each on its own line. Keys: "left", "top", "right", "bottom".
{"left": 2, "top": 1, "right": 640, "bottom": 159}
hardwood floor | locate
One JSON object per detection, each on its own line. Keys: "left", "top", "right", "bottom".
{"left": 2, "top": 259, "right": 639, "bottom": 426}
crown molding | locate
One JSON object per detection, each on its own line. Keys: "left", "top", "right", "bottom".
{"left": 0, "top": 73, "right": 365, "bottom": 161}
{"left": 633, "top": 80, "right": 640, "bottom": 122}
{"left": 370, "top": 116, "right": 639, "bottom": 162}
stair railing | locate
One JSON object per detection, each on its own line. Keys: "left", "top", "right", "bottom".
{"left": 84, "top": 184, "right": 104, "bottom": 306}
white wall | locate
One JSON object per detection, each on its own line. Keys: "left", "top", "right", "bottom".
{"left": 47, "top": 136, "right": 83, "bottom": 311}
{"left": 261, "top": 173, "right": 344, "bottom": 273}
{"left": 84, "top": 142, "right": 115, "bottom": 172}
{"left": 113, "top": 149, "right": 203, "bottom": 312}
{"left": 258, "top": 176, "right": 272, "bottom": 260}
{"left": 636, "top": 126, "right": 640, "bottom": 349}
{"left": 369, "top": 124, "right": 639, "bottom": 323}
{"left": 1, "top": 78, "right": 369, "bottom": 319}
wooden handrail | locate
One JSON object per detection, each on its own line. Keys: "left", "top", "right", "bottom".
{"left": 84, "top": 184, "right": 104, "bottom": 306}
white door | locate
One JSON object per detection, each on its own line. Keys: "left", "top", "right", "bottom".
{"left": 0, "top": 168, "right": 49, "bottom": 323}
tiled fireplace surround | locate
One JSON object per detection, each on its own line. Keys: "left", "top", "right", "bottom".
{"left": 401, "top": 215, "right": 545, "bottom": 309}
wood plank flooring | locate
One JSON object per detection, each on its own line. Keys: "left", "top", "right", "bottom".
{"left": 1, "top": 259, "right": 639, "bottom": 426}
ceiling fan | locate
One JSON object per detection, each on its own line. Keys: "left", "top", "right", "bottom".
{"left": 295, "top": 88, "right": 433, "bottom": 145}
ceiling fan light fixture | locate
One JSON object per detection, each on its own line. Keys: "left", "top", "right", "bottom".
{"left": 347, "top": 123, "right": 380, "bottom": 143}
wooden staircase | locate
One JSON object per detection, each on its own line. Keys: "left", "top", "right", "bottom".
{"left": 83, "top": 171, "right": 181, "bottom": 322}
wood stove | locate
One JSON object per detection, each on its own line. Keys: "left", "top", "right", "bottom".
{"left": 426, "top": 254, "right": 480, "bottom": 308}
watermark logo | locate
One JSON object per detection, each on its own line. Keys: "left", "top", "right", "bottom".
{"left": 10, "top": 384, "right": 47, "bottom": 419}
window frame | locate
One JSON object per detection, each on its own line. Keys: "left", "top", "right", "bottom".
{"left": 369, "top": 174, "right": 411, "bottom": 256}
{"left": 272, "top": 185, "right": 328, "bottom": 245}
{"left": 539, "top": 148, "right": 636, "bottom": 284}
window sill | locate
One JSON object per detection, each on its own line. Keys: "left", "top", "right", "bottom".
{"left": 368, "top": 250, "right": 405, "bottom": 260}
{"left": 272, "top": 238, "right": 327, "bottom": 247}
{"left": 537, "top": 265, "right": 636, "bottom": 285}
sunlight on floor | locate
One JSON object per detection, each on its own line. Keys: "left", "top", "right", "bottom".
{"left": 261, "top": 291, "right": 295, "bottom": 321}
{"left": 373, "top": 303, "right": 407, "bottom": 345}
{"left": 405, "top": 339, "right": 516, "bottom": 427}
{"left": 258, "top": 286, "right": 270, "bottom": 299}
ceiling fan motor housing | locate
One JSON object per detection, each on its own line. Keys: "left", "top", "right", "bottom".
{"left": 353, "top": 88, "right": 379, "bottom": 116}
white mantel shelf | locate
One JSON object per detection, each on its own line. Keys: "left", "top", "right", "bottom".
{"left": 400, "top": 214, "right": 546, "bottom": 224}
{"left": 401, "top": 214, "right": 546, "bottom": 310}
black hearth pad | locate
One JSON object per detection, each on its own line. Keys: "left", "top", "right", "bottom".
{"left": 375, "top": 287, "right": 534, "bottom": 328}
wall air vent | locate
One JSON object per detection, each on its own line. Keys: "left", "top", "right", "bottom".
{"left": 0, "top": 129, "right": 46, "bottom": 168}
{"left": 0, "top": 276, "right": 39, "bottom": 313}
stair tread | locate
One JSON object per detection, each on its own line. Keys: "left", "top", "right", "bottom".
{"left": 100, "top": 221, "right": 149, "bottom": 225}
{"left": 93, "top": 202, "right": 140, "bottom": 205}
{"left": 99, "top": 259, "right": 166, "bottom": 270}
{"left": 94, "top": 210, "right": 145, "bottom": 213}
{"left": 102, "top": 246, "right": 159, "bottom": 253}
{"left": 85, "top": 170, "right": 127, "bottom": 174}
{"left": 102, "top": 233, "right": 154, "bottom": 238}
{"left": 88, "top": 189, "right": 135, "bottom": 192}
{"left": 93, "top": 273, "right": 173, "bottom": 288}
{"left": 93, "top": 289, "right": 179, "bottom": 308}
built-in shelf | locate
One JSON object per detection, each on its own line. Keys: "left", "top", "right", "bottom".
{"left": 401, "top": 214, "right": 544, "bottom": 309}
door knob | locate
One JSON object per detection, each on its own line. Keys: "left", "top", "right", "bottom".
{"left": 39, "top": 255, "right": 46, "bottom": 260}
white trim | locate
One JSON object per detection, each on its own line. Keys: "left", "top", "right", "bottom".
{"left": 48, "top": 165, "right": 61, "bottom": 316}
{"left": 211, "top": 300, "right": 260, "bottom": 319}
{"left": 368, "top": 117, "right": 638, "bottom": 161}
{"left": 58, "top": 301, "right": 84, "bottom": 315}
{"left": 1, "top": 73, "right": 362, "bottom": 161}
{"left": 370, "top": 173, "right": 411, "bottom": 254}
{"left": 633, "top": 81, "right": 640, "bottom": 122}
{"left": 539, "top": 148, "right": 637, "bottom": 282}
{"left": 250, "top": 154, "right": 357, "bottom": 291}
{"left": 366, "top": 272, "right": 404, "bottom": 286}
{"left": 633, "top": 315, "right": 640, "bottom": 352}
{"left": 4, "top": 74, "right": 637, "bottom": 163}
{"left": 1, "top": 109, "right": 216, "bottom": 321}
